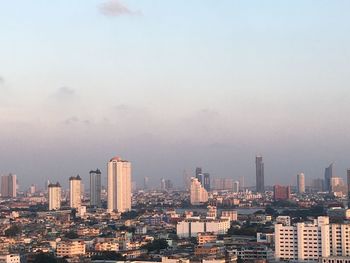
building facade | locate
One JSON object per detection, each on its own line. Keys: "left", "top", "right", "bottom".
{"left": 1, "top": 174, "right": 17, "bottom": 198}
{"left": 190, "top": 177, "right": 208, "bottom": 205}
{"left": 256, "top": 155, "right": 264, "bottom": 193}
{"left": 69, "top": 175, "right": 82, "bottom": 209}
{"left": 273, "top": 185, "right": 291, "bottom": 201}
{"left": 324, "top": 163, "right": 334, "bottom": 192}
{"left": 176, "top": 218, "right": 230, "bottom": 238}
{"left": 107, "top": 156, "right": 131, "bottom": 213}
{"left": 48, "top": 182, "right": 61, "bottom": 210}
{"left": 297, "top": 173, "right": 305, "bottom": 194}
{"left": 90, "top": 169, "right": 102, "bottom": 207}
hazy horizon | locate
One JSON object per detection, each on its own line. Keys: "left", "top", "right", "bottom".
{"left": 1, "top": 0, "right": 350, "bottom": 189}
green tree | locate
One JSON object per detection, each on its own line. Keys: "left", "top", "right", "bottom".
{"left": 5, "top": 225, "right": 21, "bottom": 237}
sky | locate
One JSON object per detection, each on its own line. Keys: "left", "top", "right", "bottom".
{"left": 1, "top": 0, "right": 350, "bottom": 189}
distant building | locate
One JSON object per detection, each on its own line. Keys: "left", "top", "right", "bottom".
{"left": 56, "top": 240, "right": 86, "bottom": 257}
{"left": 311, "top": 178, "right": 324, "bottom": 192}
{"left": 48, "top": 182, "right": 61, "bottom": 210}
{"left": 330, "top": 177, "right": 347, "bottom": 195}
{"left": 203, "top": 173, "right": 210, "bottom": 191}
{"left": 195, "top": 167, "right": 203, "bottom": 184}
{"left": 347, "top": 169, "right": 350, "bottom": 198}
{"left": 177, "top": 218, "right": 230, "bottom": 238}
{"left": 221, "top": 210, "right": 238, "bottom": 221}
{"left": 90, "top": 169, "right": 102, "bottom": 207}
{"left": 143, "top": 176, "right": 149, "bottom": 190}
{"left": 297, "top": 173, "right": 305, "bottom": 194}
{"left": 233, "top": 181, "right": 239, "bottom": 193}
{"left": 273, "top": 185, "right": 291, "bottom": 201}
{"left": 324, "top": 163, "right": 335, "bottom": 192}
{"left": 69, "top": 175, "right": 82, "bottom": 209}
{"left": 107, "top": 156, "right": 131, "bottom": 213}
{"left": 212, "top": 178, "right": 234, "bottom": 191}
{"left": 190, "top": 177, "right": 208, "bottom": 205}
{"left": 256, "top": 155, "right": 264, "bottom": 193}
{"left": 1, "top": 174, "right": 17, "bottom": 198}
{"left": 0, "top": 254, "right": 20, "bottom": 263}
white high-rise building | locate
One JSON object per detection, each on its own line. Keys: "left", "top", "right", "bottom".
{"left": 48, "top": 182, "right": 61, "bottom": 210}
{"left": 190, "top": 177, "right": 208, "bottom": 205}
{"left": 69, "top": 175, "right": 82, "bottom": 209}
{"left": 1, "top": 174, "right": 17, "bottom": 198}
{"left": 297, "top": 173, "right": 305, "bottom": 194}
{"left": 107, "top": 157, "right": 131, "bottom": 213}
{"left": 275, "top": 216, "right": 350, "bottom": 262}
{"left": 90, "top": 169, "right": 102, "bottom": 207}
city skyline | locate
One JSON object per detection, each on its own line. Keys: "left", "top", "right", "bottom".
{"left": 1, "top": 0, "right": 350, "bottom": 188}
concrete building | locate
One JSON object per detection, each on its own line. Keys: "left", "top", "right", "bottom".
{"left": 297, "top": 173, "right": 305, "bottom": 194}
{"left": 221, "top": 210, "right": 238, "bottom": 221}
{"left": 0, "top": 254, "right": 20, "bottom": 263}
{"left": 324, "top": 163, "right": 335, "bottom": 192}
{"left": 256, "top": 155, "right": 264, "bottom": 193}
{"left": 197, "top": 232, "right": 217, "bottom": 245}
{"left": 275, "top": 216, "right": 350, "bottom": 262}
{"left": 330, "top": 177, "right": 347, "bottom": 195}
{"left": 90, "top": 169, "right": 102, "bottom": 207}
{"left": 212, "top": 178, "right": 234, "bottom": 191}
{"left": 107, "top": 156, "right": 131, "bottom": 213}
{"left": 203, "top": 173, "right": 210, "bottom": 191}
{"left": 233, "top": 181, "right": 239, "bottom": 193}
{"left": 48, "top": 182, "right": 61, "bottom": 210}
{"left": 273, "top": 185, "right": 291, "bottom": 201}
{"left": 69, "top": 175, "right": 82, "bottom": 209}
{"left": 56, "top": 240, "right": 86, "bottom": 257}
{"left": 1, "top": 174, "right": 17, "bottom": 198}
{"left": 176, "top": 218, "right": 230, "bottom": 238}
{"left": 347, "top": 169, "right": 350, "bottom": 198}
{"left": 190, "top": 177, "right": 208, "bottom": 205}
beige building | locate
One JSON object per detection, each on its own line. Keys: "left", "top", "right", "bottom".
{"left": 197, "top": 232, "right": 217, "bottom": 245}
{"left": 0, "top": 254, "right": 20, "bottom": 263}
{"left": 1, "top": 174, "right": 16, "bottom": 198}
{"left": 69, "top": 175, "right": 82, "bottom": 209}
{"left": 48, "top": 182, "right": 61, "bottom": 210}
{"left": 190, "top": 177, "right": 208, "bottom": 205}
{"left": 176, "top": 218, "right": 230, "bottom": 238}
{"left": 297, "top": 173, "right": 305, "bottom": 194}
{"left": 107, "top": 157, "right": 131, "bottom": 213}
{"left": 56, "top": 240, "right": 86, "bottom": 257}
{"left": 275, "top": 216, "right": 350, "bottom": 262}
{"left": 221, "top": 210, "right": 238, "bottom": 221}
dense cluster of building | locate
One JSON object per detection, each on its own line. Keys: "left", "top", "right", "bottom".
{"left": 1, "top": 155, "right": 350, "bottom": 263}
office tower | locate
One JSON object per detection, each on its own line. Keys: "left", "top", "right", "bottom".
{"left": 190, "top": 177, "right": 208, "bottom": 205}
{"left": 48, "top": 182, "right": 61, "bottom": 210}
{"left": 330, "top": 177, "right": 347, "bottom": 195}
{"left": 239, "top": 176, "right": 245, "bottom": 191}
{"left": 324, "top": 162, "right": 334, "bottom": 192}
{"left": 90, "top": 169, "right": 101, "bottom": 207}
{"left": 275, "top": 216, "right": 350, "bottom": 261}
{"left": 273, "top": 185, "right": 291, "bottom": 201}
{"left": 107, "top": 156, "right": 131, "bottom": 213}
{"left": 160, "top": 178, "right": 166, "bottom": 190}
{"left": 143, "top": 176, "right": 149, "bottom": 190}
{"left": 69, "top": 175, "right": 82, "bottom": 209}
{"left": 233, "top": 181, "right": 239, "bottom": 193}
{"left": 347, "top": 169, "right": 350, "bottom": 198}
{"left": 1, "top": 174, "right": 17, "bottom": 198}
{"left": 297, "top": 173, "right": 305, "bottom": 194}
{"left": 29, "top": 184, "right": 36, "bottom": 194}
{"left": 212, "top": 178, "right": 235, "bottom": 191}
{"left": 165, "top": 179, "right": 173, "bottom": 190}
{"left": 203, "top": 173, "right": 210, "bottom": 191}
{"left": 255, "top": 155, "right": 264, "bottom": 193}
{"left": 195, "top": 167, "right": 203, "bottom": 184}
{"left": 311, "top": 178, "right": 324, "bottom": 192}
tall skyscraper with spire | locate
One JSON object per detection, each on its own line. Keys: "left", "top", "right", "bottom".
{"left": 324, "top": 163, "right": 334, "bottom": 192}
{"left": 90, "top": 169, "right": 102, "bottom": 207}
{"left": 256, "top": 155, "right": 265, "bottom": 193}
{"left": 107, "top": 156, "right": 131, "bottom": 213}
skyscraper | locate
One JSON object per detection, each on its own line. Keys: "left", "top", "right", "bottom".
{"left": 69, "top": 175, "right": 82, "bottom": 209}
{"left": 190, "top": 177, "right": 208, "bottom": 205}
{"left": 107, "top": 156, "right": 131, "bottom": 213}
{"left": 255, "top": 155, "right": 264, "bottom": 193}
{"left": 195, "top": 167, "right": 203, "bottom": 184}
{"left": 273, "top": 185, "right": 291, "bottom": 201}
{"left": 324, "top": 163, "right": 334, "bottom": 192}
{"left": 143, "top": 176, "right": 149, "bottom": 190}
{"left": 48, "top": 182, "right": 61, "bottom": 210}
{"left": 90, "top": 169, "right": 101, "bottom": 207}
{"left": 233, "top": 181, "right": 240, "bottom": 193}
{"left": 1, "top": 174, "right": 17, "bottom": 198}
{"left": 203, "top": 173, "right": 210, "bottom": 191}
{"left": 297, "top": 173, "right": 305, "bottom": 194}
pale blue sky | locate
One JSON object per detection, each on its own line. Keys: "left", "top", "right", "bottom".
{"left": 1, "top": 0, "right": 350, "bottom": 189}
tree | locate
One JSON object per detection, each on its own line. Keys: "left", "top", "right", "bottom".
{"left": 92, "top": 252, "right": 125, "bottom": 260}
{"left": 5, "top": 225, "right": 21, "bottom": 237}
{"left": 33, "top": 253, "right": 68, "bottom": 263}
{"left": 64, "top": 231, "right": 79, "bottom": 239}
{"left": 142, "top": 238, "right": 169, "bottom": 252}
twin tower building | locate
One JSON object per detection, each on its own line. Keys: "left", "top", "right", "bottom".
{"left": 48, "top": 156, "right": 131, "bottom": 213}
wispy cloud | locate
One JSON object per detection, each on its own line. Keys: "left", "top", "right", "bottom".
{"left": 51, "top": 87, "right": 77, "bottom": 101}
{"left": 99, "top": 0, "right": 141, "bottom": 17}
